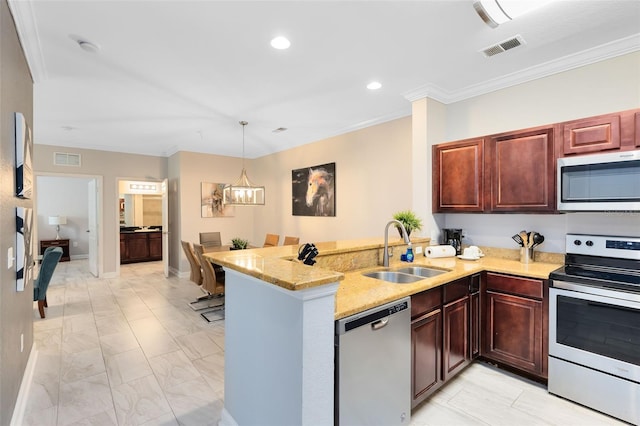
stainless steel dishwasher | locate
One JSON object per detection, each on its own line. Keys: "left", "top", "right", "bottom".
{"left": 335, "top": 296, "right": 411, "bottom": 426}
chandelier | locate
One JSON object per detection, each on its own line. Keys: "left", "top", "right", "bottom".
{"left": 223, "top": 121, "right": 265, "bottom": 205}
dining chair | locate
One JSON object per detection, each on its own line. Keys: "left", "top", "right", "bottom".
{"left": 199, "top": 231, "right": 222, "bottom": 249}
{"left": 181, "top": 240, "right": 203, "bottom": 285}
{"left": 283, "top": 236, "right": 300, "bottom": 246}
{"left": 263, "top": 233, "right": 280, "bottom": 247}
{"left": 33, "top": 246, "right": 63, "bottom": 318}
{"left": 194, "top": 243, "right": 225, "bottom": 322}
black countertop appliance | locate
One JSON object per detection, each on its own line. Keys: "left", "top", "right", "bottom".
{"left": 442, "top": 228, "right": 463, "bottom": 255}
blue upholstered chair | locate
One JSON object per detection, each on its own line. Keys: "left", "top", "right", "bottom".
{"left": 33, "top": 246, "right": 63, "bottom": 318}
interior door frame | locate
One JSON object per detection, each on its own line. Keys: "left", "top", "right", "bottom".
{"left": 115, "top": 177, "right": 167, "bottom": 277}
{"left": 34, "top": 172, "right": 103, "bottom": 277}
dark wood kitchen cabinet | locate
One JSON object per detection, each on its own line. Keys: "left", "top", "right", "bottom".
{"left": 120, "top": 231, "right": 162, "bottom": 264}
{"left": 487, "top": 126, "right": 557, "bottom": 212}
{"left": 411, "top": 287, "right": 442, "bottom": 408}
{"left": 433, "top": 138, "right": 485, "bottom": 213}
{"left": 469, "top": 273, "right": 481, "bottom": 359}
{"left": 562, "top": 112, "right": 621, "bottom": 155}
{"left": 411, "top": 275, "right": 477, "bottom": 407}
{"left": 442, "top": 283, "right": 469, "bottom": 381}
{"left": 482, "top": 272, "right": 548, "bottom": 380}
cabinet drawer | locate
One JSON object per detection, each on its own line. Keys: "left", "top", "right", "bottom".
{"left": 443, "top": 277, "right": 469, "bottom": 304}
{"left": 486, "top": 272, "right": 543, "bottom": 299}
{"left": 411, "top": 287, "right": 442, "bottom": 319}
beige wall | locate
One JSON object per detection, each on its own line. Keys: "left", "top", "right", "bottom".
{"left": 252, "top": 116, "right": 413, "bottom": 244}
{"left": 0, "top": 0, "right": 34, "bottom": 422}
{"left": 443, "top": 52, "right": 640, "bottom": 142}
{"left": 169, "top": 151, "right": 254, "bottom": 274}
{"left": 34, "top": 145, "right": 167, "bottom": 276}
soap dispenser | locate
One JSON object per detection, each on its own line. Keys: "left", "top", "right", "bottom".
{"left": 406, "top": 243, "right": 414, "bottom": 263}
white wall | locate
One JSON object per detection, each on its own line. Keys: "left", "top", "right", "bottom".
{"left": 35, "top": 176, "right": 90, "bottom": 257}
{"left": 430, "top": 52, "right": 640, "bottom": 253}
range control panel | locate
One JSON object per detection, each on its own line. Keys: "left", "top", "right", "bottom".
{"left": 566, "top": 234, "right": 640, "bottom": 260}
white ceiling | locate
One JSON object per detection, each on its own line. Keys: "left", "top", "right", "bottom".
{"left": 8, "top": 0, "right": 640, "bottom": 159}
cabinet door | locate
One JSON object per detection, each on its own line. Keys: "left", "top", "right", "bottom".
{"left": 120, "top": 234, "right": 128, "bottom": 262}
{"left": 488, "top": 127, "right": 556, "bottom": 212}
{"left": 433, "top": 138, "right": 485, "bottom": 212}
{"left": 484, "top": 291, "right": 543, "bottom": 377}
{"left": 126, "top": 234, "right": 150, "bottom": 260}
{"left": 443, "top": 296, "right": 469, "bottom": 381}
{"left": 470, "top": 292, "right": 480, "bottom": 359}
{"left": 148, "top": 233, "right": 163, "bottom": 259}
{"left": 411, "top": 309, "right": 442, "bottom": 407}
{"left": 563, "top": 113, "right": 621, "bottom": 155}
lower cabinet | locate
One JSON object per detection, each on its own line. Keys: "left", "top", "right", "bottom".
{"left": 411, "top": 305, "right": 441, "bottom": 405}
{"left": 120, "top": 231, "right": 163, "bottom": 264}
{"left": 482, "top": 272, "right": 548, "bottom": 380}
{"left": 411, "top": 274, "right": 480, "bottom": 408}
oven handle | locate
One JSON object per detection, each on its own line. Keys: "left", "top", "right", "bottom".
{"left": 552, "top": 280, "right": 640, "bottom": 305}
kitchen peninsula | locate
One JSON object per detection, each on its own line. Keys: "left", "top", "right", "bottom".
{"left": 205, "top": 238, "right": 562, "bottom": 426}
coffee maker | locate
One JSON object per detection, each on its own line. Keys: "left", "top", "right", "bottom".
{"left": 442, "top": 228, "right": 463, "bottom": 255}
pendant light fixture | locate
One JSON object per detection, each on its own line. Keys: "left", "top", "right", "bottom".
{"left": 223, "top": 121, "right": 265, "bottom": 205}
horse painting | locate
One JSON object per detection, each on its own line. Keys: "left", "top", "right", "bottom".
{"left": 305, "top": 167, "right": 335, "bottom": 216}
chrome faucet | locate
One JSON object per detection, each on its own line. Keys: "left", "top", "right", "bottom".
{"left": 383, "top": 220, "right": 411, "bottom": 267}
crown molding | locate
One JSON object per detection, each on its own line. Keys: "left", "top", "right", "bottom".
{"left": 404, "top": 34, "right": 640, "bottom": 104}
{"left": 7, "top": 0, "right": 47, "bottom": 83}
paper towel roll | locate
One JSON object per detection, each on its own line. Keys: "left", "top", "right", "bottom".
{"left": 425, "top": 245, "right": 456, "bottom": 258}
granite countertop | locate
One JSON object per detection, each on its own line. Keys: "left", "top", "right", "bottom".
{"left": 204, "top": 238, "right": 563, "bottom": 320}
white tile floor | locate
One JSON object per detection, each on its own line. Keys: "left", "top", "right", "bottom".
{"left": 23, "top": 260, "right": 626, "bottom": 426}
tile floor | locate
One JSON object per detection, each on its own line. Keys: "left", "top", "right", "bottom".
{"left": 22, "top": 260, "right": 625, "bottom": 426}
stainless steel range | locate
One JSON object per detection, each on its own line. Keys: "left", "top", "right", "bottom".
{"left": 549, "top": 233, "right": 640, "bottom": 424}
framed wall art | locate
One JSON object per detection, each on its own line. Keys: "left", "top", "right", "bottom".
{"left": 201, "top": 182, "right": 235, "bottom": 217}
{"left": 292, "top": 162, "right": 335, "bottom": 217}
{"left": 15, "top": 112, "right": 33, "bottom": 199}
{"left": 16, "top": 207, "right": 34, "bottom": 292}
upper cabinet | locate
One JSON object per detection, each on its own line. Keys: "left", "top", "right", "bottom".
{"left": 433, "top": 138, "right": 485, "bottom": 213}
{"left": 488, "top": 126, "right": 557, "bottom": 212}
{"left": 433, "top": 108, "right": 640, "bottom": 214}
{"left": 562, "top": 113, "right": 621, "bottom": 155}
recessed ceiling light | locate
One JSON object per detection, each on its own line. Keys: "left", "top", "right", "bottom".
{"left": 367, "top": 81, "right": 382, "bottom": 90}
{"left": 270, "top": 36, "right": 291, "bottom": 50}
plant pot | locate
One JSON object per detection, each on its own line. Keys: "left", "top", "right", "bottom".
{"left": 397, "top": 227, "right": 412, "bottom": 238}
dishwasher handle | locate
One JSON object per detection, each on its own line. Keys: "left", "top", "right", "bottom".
{"left": 371, "top": 317, "right": 389, "bottom": 330}
{"left": 336, "top": 297, "right": 409, "bottom": 335}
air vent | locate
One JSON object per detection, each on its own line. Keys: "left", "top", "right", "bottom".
{"left": 481, "top": 35, "right": 526, "bottom": 58}
{"left": 54, "top": 152, "right": 81, "bottom": 167}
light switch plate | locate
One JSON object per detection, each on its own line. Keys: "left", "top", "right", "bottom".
{"left": 7, "top": 247, "right": 14, "bottom": 269}
{"left": 414, "top": 245, "right": 423, "bottom": 255}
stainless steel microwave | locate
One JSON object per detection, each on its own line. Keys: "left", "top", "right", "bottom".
{"left": 557, "top": 149, "right": 640, "bottom": 212}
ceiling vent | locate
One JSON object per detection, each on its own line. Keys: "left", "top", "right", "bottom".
{"left": 54, "top": 152, "right": 81, "bottom": 167}
{"left": 481, "top": 35, "right": 525, "bottom": 57}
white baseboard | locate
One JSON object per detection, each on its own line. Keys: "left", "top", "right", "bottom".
{"left": 10, "top": 343, "right": 38, "bottom": 426}
{"left": 70, "top": 254, "right": 89, "bottom": 260}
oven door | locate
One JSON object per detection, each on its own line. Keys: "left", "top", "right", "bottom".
{"left": 549, "top": 281, "right": 640, "bottom": 383}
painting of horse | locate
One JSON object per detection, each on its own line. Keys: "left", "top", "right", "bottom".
{"left": 292, "top": 162, "right": 336, "bottom": 216}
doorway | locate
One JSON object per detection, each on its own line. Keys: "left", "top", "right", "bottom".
{"left": 116, "top": 178, "right": 169, "bottom": 277}
{"left": 35, "top": 174, "right": 102, "bottom": 277}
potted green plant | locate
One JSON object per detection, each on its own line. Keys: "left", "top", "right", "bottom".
{"left": 392, "top": 210, "right": 423, "bottom": 237}
{"left": 230, "top": 238, "right": 249, "bottom": 250}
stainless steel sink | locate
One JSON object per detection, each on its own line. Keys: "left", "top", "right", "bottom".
{"left": 391, "top": 266, "right": 447, "bottom": 278}
{"left": 362, "top": 271, "right": 425, "bottom": 284}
